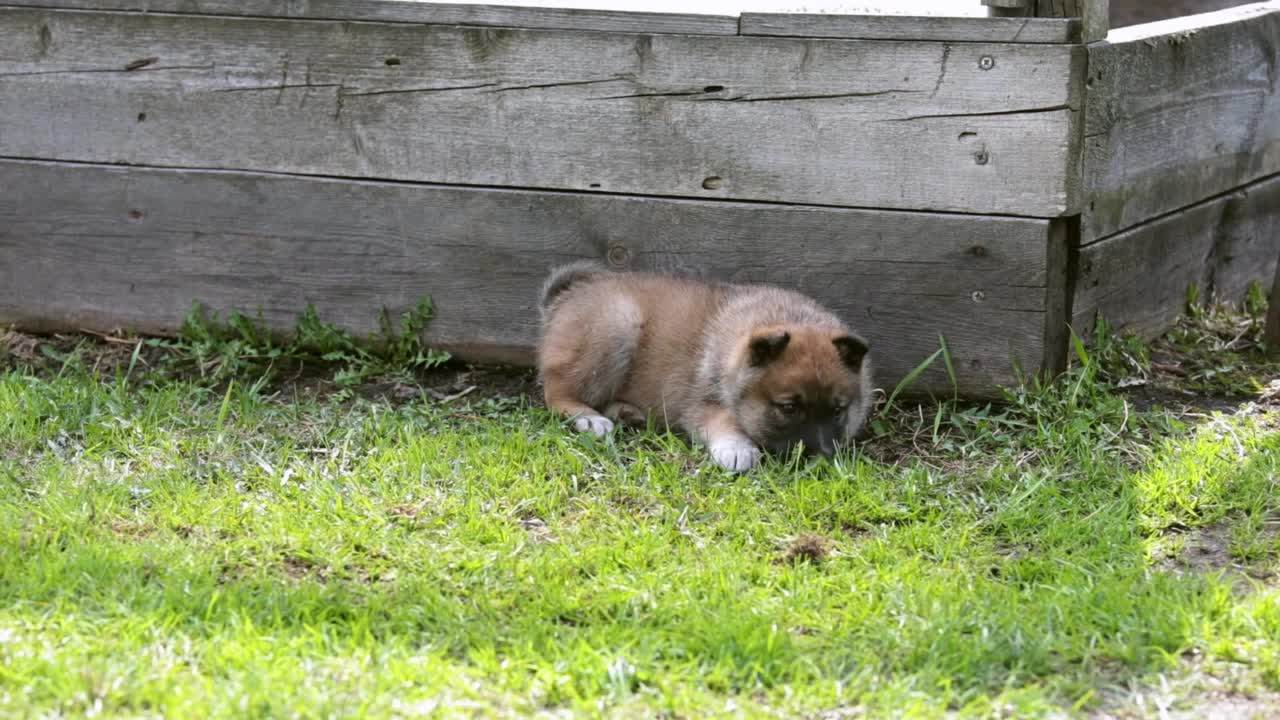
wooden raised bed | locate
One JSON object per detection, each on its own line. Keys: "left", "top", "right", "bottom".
{"left": 0, "top": 0, "right": 1276, "bottom": 397}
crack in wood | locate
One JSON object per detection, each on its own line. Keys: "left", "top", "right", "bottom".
{"left": 888, "top": 104, "right": 1074, "bottom": 122}
{"left": 697, "top": 89, "right": 921, "bottom": 103}
{"left": 342, "top": 82, "right": 499, "bottom": 98}
{"left": 124, "top": 57, "right": 158, "bottom": 71}
{"left": 485, "top": 77, "right": 631, "bottom": 93}
{"left": 930, "top": 45, "right": 951, "bottom": 99}
{"left": 593, "top": 88, "right": 919, "bottom": 102}
{"left": 277, "top": 54, "right": 289, "bottom": 107}
{"left": 301, "top": 60, "right": 313, "bottom": 108}
{"left": 1010, "top": 19, "right": 1032, "bottom": 43}
{"left": 0, "top": 64, "right": 213, "bottom": 77}
{"left": 591, "top": 89, "right": 705, "bottom": 100}
{"left": 213, "top": 83, "right": 342, "bottom": 94}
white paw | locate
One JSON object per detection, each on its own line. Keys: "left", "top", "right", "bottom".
{"left": 710, "top": 437, "right": 762, "bottom": 473}
{"left": 572, "top": 414, "right": 615, "bottom": 437}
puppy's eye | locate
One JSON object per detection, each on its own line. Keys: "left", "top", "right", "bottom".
{"left": 773, "top": 401, "right": 799, "bottom": 415}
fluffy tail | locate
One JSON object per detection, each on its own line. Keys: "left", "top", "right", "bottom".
{"left": 540, "top": 260, "right": 606, "bottom": 312}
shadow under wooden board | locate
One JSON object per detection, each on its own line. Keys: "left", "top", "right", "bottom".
{"left": 1074, "top": 172, "right": 1280, "bottom": 340}
{"left": 1267, "top": 251, "right": 1280, "bottom": 355}
{"left": 0, "top": 159, "right": 1061, "bottom": 399}
{"left": 0, "top": 6, "right": 1083, "bottom": 217}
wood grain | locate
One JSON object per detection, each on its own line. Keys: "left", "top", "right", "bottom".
{"left": 1073, "top": 173, "right": 1280, "bottom": 339}
{"left": 0, "top": 0, "right": 739, "bottom": 35}
{"left": 739, "top": 13, "right": 1081, "bottom": 43}
{"left": 0, "top": 7, "right": 1084, "bottom": 216}
{"left": 1080, "top": 0, "right": 1110, "bottom": 39}
{"left": 1081, "top": 2, "right": 1280, "bottom": 241}
{"left": 0, "top": 159, "right": 1057, "bottom": 398}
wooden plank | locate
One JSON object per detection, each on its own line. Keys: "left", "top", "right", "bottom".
{"left": 983, "top": 0, "right": 1109, "bottom": 41}
{"left": 1073, "top": 173, "right": 1280, "bottom": 339}
{"left": 1266, "top": 250, "right": 1280, "bottom": 355}
{"left": 0, "top": 8, "right": 1084, "bottom": 217}
{"left": 739, "top": 14, "right": 1081, "bottom": 43}
{"left": 0, "top": 159, "right": 1056, "bottom": 399}
{"left": 1081, "top": 0, "right": 1110, "bottom": 39}
{"left": 1081, "top": 2, "right": 1280, "bottom": 242}
{"left": 0, "top": 0, "right": 740, "bottom": 35}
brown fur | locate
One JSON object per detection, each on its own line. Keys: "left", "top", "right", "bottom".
{"left": 537, "top": 264, "right": 874, "bottom": 472}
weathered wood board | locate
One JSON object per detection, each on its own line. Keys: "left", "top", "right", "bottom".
{"left": 1266, "top": 249, "right": 1280, "bottom": 355}
{"left": 0, "top": 7, "right": 1084, "bottom": 216}
{"left": 1081, "top": 1, "right": 1280, "bottom": 242}
{"left": 1073, "top": 173, "right": 1280, "bottom": 338}
{"left": 9, "top": 1, "right": 1084, "bottom": 43}
{"left": 0, "top": 159, "right": 1059, "bottom": 398}
{"left": 0, "top": 0, "right": 741, "bottom": 35}
{"left": 739, "top": 14, "right": 1082, "bottom": 43}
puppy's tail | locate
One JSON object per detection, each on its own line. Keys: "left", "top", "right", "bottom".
{"left": 540, "top": 260, "right": 607, "bottom": 312}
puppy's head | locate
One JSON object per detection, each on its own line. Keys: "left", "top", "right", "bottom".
{"left": 727, "top": 325, "right": 872, "bottom": 459}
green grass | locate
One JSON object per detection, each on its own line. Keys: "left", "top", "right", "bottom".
{"left": 1, "top": 302, "right": 1278, "bottom": 719}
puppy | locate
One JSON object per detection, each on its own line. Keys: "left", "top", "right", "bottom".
{"left": 537, "top": 262, "right": 873, "bottom": 472}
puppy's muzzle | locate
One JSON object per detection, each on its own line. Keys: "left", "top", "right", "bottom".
{"left": 776, "top": 427, "right": 837, "bottom": 459}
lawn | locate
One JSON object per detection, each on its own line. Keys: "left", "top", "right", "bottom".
{"left": 1, "top": 299, "right": 1278, "bottom": 719}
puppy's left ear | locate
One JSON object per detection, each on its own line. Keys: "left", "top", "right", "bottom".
{"left": 748, "top": 329, "right": 791, "bottom": 367}
{"left": 832, "top": 334, "right": 869, "bottom": 372}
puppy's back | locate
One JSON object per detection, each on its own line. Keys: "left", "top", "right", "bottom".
{"left": 537, "top": 267, "right": 724, "bottom": 419}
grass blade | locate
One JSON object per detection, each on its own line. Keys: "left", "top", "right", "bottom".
{"left": 882, "top": 347, "right": 943, "bottom": 416}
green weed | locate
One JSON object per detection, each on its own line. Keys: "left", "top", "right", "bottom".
{"left": 136, "top": 300, "right": 451, "bottom": 387}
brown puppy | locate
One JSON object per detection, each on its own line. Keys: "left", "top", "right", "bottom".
{"left": 537, "top": 262, "right": 873, "bottom": 472}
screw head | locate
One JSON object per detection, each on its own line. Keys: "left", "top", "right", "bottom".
{"left": 978, "top": 55, "right": 996, "bottom": 71}
{"left": 607, "top": 244, "right": 631, "bottom": 267}
{"left": 971, "top": 290, "right": 986, "bottom": 303}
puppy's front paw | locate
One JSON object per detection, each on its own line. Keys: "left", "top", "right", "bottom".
{"left": 710, "top": 437, "right": 762, "bottom": 473}
{"left": 572, "top": 414, "right": 615, "bottom": 437}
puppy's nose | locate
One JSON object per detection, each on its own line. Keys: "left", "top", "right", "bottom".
{"left": 799, "top": 436, "right": 835, "bottom": 458}
{"left": 813, "top": 428, "right": 836, "bottom": 458}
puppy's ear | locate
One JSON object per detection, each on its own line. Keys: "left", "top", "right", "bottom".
{"left": 747, "top": 329, "right": 791, "bottom": 367}
{"left": 832, "top": 334, "right": 869, "bottom": 372}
